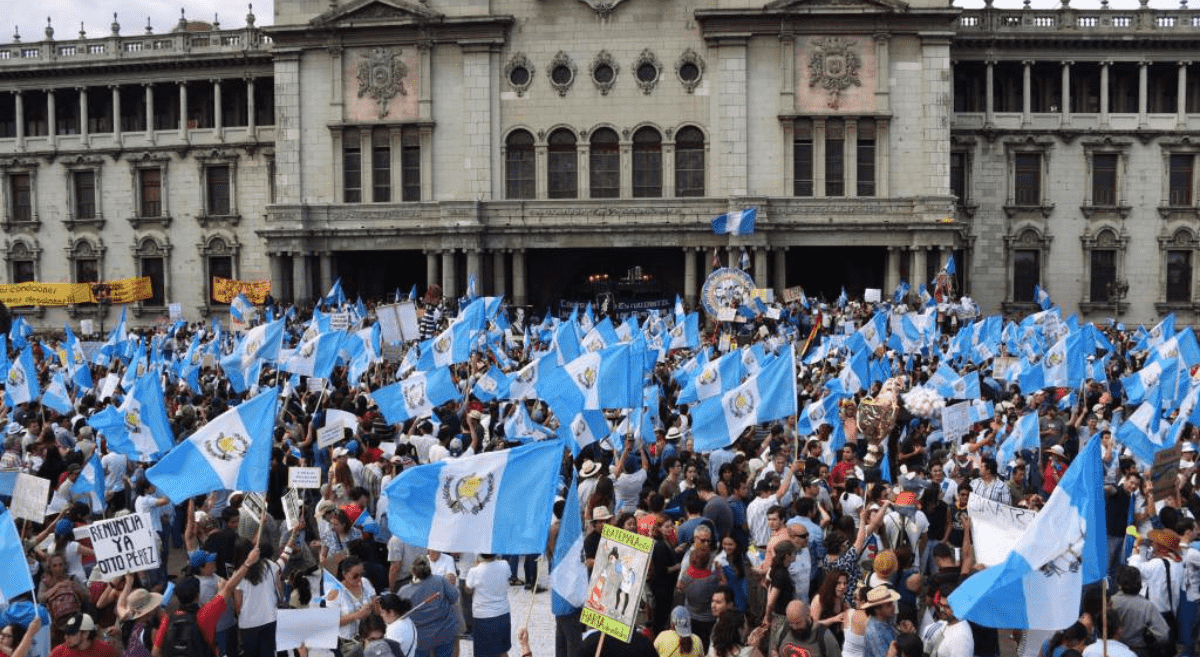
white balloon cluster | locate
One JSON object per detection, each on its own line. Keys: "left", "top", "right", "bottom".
{"left": 901, "top": 386, "right": 945, "bottom": 419}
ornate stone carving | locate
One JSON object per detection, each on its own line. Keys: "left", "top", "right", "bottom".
{"left": 807, "top": 37, "right": 862, "bottom": 109}
{"left": 632, "top": 48, "right": 662, "bottom": 95}
{"left": 675, "top": 48, "right": 705, "bottom": 94}
{"left": 589, "top": 50, "right": 620, "bottom": 95}
{"left": 357, "top": 47, "right": 409, "bottom": 118}
{"left": 574, "top": 0, "right": 628, "bottom": 19}
{"left": 504, "top": 53, "right": 535, "bottom": 96}
{"left": 547, "top": 51, "right": 576, "bottom": 97}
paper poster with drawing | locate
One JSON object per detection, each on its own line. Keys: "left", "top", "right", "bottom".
{"left": 580, "top": 524, "right": 652, "bottom": 643}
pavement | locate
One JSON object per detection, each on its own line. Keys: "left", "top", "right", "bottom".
{"left": 458, "top": 559, "right": 556, "bottom": 657}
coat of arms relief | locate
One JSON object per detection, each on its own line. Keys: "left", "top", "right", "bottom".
{"left": 808, "top": 37, "right": 862, "bottom": 110}
{"left": 357, "top": 47, "right": 410, "bottom": 118}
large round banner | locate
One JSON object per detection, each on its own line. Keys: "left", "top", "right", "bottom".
{"left": 700, "top": 267, "right": 755, "bottom": 316}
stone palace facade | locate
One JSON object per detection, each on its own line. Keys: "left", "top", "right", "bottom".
{"left": 0, "top": 0, "right": 1197, "bottom": 326}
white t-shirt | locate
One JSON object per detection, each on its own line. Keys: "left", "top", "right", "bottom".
{"left": 135, "top": 495, "right": 167, "bottom": 533}
{"left": 465, "top": 559, "right": 510, "bottom": 619}
{"left": 1082, "top": 640, "right": 1137, "bottom": 657}
{"left": 935, "top": 620, "right": 974, "bottom": 657}
{"left": 385, "top": 618, "right": 417, "bottom": 657}
{"left": 336, "top": 579, "right": 377, "bottom": 639}
{"left": 102, "top": 452, "right": 128, "bottom": 494}
{"left": 235, "top": 561, "right": 281, "bottom": 628}
{"left": 429, "top": 552, "right": 457, "bottom": 582}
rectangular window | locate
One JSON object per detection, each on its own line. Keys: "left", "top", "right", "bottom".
{"left": 74, "top": 258, "right": 98, "bottom": 284}
{"left": 10, "top": 174, "right": 30, "bottom": 222}
{"left": 208, "top": 256, "right": 232, "bottom": 304}
{"left": 856, "top": 120, "right": 876, "bottom": 197}
{"left": 1090, "top": 249, "right": 1117, "bottom": 302}
{"left": 1170, "top": 154, "right": 1194, "bottom": 206}
{"left": 794, "top": 119, "right": 813, "bottom": 197}
{"left": 1014, "top": 153, "right": 1041, "bottom": 205}
{"left": 372, "top": 128, "right": 391, "bottom": 203}
{"left": 548, "top": 146, "right": 577, "bottom": 200}
{"left": 12, "top": 260, "right": 34, "bottom": 284}
{"left": 1168, "top": 250, "right": 1192, "bottom": 303}
{"left": 74, "top": 171, "right": 96, "bottom": 219}
{"left": 139, "top": 169, "right": 162, "bottom": 218}
{"left": 950, "top": 152, "right": 967, "bottom": 205}
{"left": 343, "top": 130, "right": 361, "bottom": 203}
{"left": 401, "top": 129, "right": 420, "bottom": 203}
{"left": 825, "top": 119, "right": 845, "bottom": 197}
{"left": 589, "top": 146, "right": 618, "bottom": 199}
{"left": 1012, "top": 249, "right": 1040, "bottom": 303}
{"left": 1092, "top": 153, "right": 1118, "bottom": 206}
{"left": 206, "top": 165, "right": 231, "bottom": 216}
{"left": 141, "top": 257, "right": 165, "bottom": 306}
{"left": 632, "top": 148, "right": 662, "bottom": 198}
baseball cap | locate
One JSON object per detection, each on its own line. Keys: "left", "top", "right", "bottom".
{"left": 671, "top": 606, "right": 692, "bottom": 637}
{"left": 61, "top": 613, "right": 95, "bottom": 635}
{"left": 189, "top": 550, "right": 217, "bottom": 570}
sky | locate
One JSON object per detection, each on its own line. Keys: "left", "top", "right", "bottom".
{"left": 13, "top": 0, "right": 1193, "bottom": 44}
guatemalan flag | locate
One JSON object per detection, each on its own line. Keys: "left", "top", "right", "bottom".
{"left": 797, "top": 391, "right": 846, "bottom": 435}
{"left": 949, "top": 433, "right": 1105, "bottom": 630}
{"left": 1034, "top": 285, "right": 1052, "bottom": 311}
{"left": 710, "top": 208, "right": 757, "bottom": 236}
{"left": 74, "top": 452, "right": 106, "bottom": 513}
{"left": 87, "top": 372, "right": 176, "bottom": 463}
{"left": 997, "top": 412, "right": 1040, "bottom": 466}
{"left": 41, "top": 372, "right": 73, "bottom": 416}
{"left": 383, "top": 439, "right": 562, "bottom": 553}
{"left": 691, "top": 349, "right": 797, "bottom": 452}
{"left": 0, "top": 504, "right": 34, "bottom": 604}
{"left": 146, "top": 389, "right": 279, "bottom": 504}
{"left": 372, "top": 368, "right": 460, "bottom": 426}
{"left": 551, "top": 472, "right": 588, "bottom": 612}
{"left": 5, "top": 345, "right": 39, "bottom": 407}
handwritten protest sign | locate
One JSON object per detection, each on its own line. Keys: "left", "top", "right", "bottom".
{"left": 282, "top": 489, "right": 303, "bottom": 531}
{"left": 967, "top": 493, "right": 1036, "bottom": 567}
{"left": 276, "top": 608, "right": 339, "bottom": 651}
{"left": 864, "top": 288, "right": 882, "bottom": 303}
{"left": 11, "top": 473, "right": 50, "bottom": 522}
{"left": 88, "top": 513, "right": 159, "bottom": 580}
{"left": 941, "top": 402, "right": 971, "bottom": 440}
{"left": 1152, "top": 443, "right": 1184, "bottom": 499}
{"left": 317, "top": 424, "right": 343, "bottom": 449}
{"left": 211, "top": 276, "right": 272, "bottom": 304}
{"left": 581, "top": 524, "right": 653, "bottom": 643}
{"left": 288, "top": 467, "right": 322, "bottom": 489}
{"left": 781, "top": 286, "right": 805, "bottom": 303}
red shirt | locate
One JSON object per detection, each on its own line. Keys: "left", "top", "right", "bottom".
{"left": 154, "top": 594, "right": 227, "bottom": 654}
{"left": 51, "top": 640, "right": 119, "bottom": 657}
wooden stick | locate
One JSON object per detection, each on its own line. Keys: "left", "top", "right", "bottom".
{"left": 594, "top": 633, "right": 606, "bottom": 657}
{"left": 523, "top": 556, "right": 541, "bottom": 630}
{"left": 1101, "top": 577, "right": 1108, "bottom": 657}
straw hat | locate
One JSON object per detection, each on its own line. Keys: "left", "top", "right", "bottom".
{"left": 1044, "top": 445, "right": 1067, "bottom": 460}
{"left": 873, "top": 550, "right": 898, "bottom": 578}
{"left": 860, "top": 585, "right": 902, "bottom": 609}
{"left": 579, "top": 460, "right": 602, "bottom": 479}
{"left": 1148, "top": 528, "right": 1183, "bottom": 560}
{"left": 124, "top": 588, "right": 163, "bottom": 621}
{"left": 590, "top": 506, "right": 614, "bottom": 522}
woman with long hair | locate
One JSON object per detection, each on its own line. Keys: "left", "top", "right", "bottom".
{"left": 38, "top": 553, "right": 88, "bottom": 645}
{"left": 841, "top": 584, "right": 871, "bottom": 657}
{"left": 760, "top": 540, "right": 796, "bottom": 648}
{"left": 709, "top": 609, "right": 768, "bottom": 657}
{"left": 715, "top": 536, "right": 752, "bottom": 614}
{"left": 319, "top": 508, "right": 363, "bottom": 573}
{"left": 234, "top": 527, "right": 297, "bottom": 657}
{"left": 648, "top": 514, "right": 681, "bottom": 636}
{"left": 812, "top": 569, "right": 851, "bottom": 640}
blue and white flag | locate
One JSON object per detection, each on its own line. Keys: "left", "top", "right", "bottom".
{"left": 1034, "top": 285, "right": 1052, "bottom": 311}
{"left": 551, "top": 472, "right": 587, "bottom": 612}
{"left": 323, "top": 277, "right": 346, "bottom": 307}
{"left": 281, "top": 331, "right": 343, "bottom": 380}
{"left": 677, "top": 350, "right": 745, "bottom": 405}
{"left": 1043, "top": 332, "right": 1085, "bottom": 389}
{"left": 63, "top": 326, "right": 93, "bottom": 391}
{"left": 943, "top": 254, "right": 957, "bottom": 275}
{"left": 384, "top": 439, "right": 562, "bottom": 553}
{"left": 4, "top": 345, "right": 39, "bottom": 407}
{"left": 0, "top": 504, "right": 34, "bottom": 603}
{"left": 949, "top": 434, "right": 1105, "bottom": 630}
{"left": 997, "top": 412, "right": 1040, "bottom": 466}
{"left": 230, "top": 293, "right": 254, "bottom": 323}
{"left": 372, "top": 368, "right": 460, "bottom": 426}
{"left": 74, "top": 452, "right": 106, "bottom": 514}
{"left": 692, "top": 349, "right": 797, "bottom": 452}
{"left": 146, "top": 389, "right": 279, "bottom": 504}
{"left": 797, "top": 392, "right": 846, "bottom": 435}
{"left": 503, "top": 402, "right": 553, "bottom": 443}
{"left": 472, "top": 365, "right": 512, "bottom": 403}
{"left": 41, "top": 372, "right": 73, "bottom": 416}
{"left": 710, "top": 207, "right": 757, "bottom": 236}
{"left": 667, "top": 312, "right": 700, "bottom": 352}
{"left": 1122, "top": 359, "right": 1175, "bottom": 406}
{"left": 88, "top": 372, "right": 175, "bottom": 463}
{"left": 1115, "top": 387, "right": 1170, "bottom": 465}
{"left": 840, "top": 349, "right": 871, "bottom": 393}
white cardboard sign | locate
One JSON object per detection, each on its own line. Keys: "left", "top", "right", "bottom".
{"left": 288, "top": 467, "right": 322, "bottom": 489}
{"left": 11, "top": 473, "right": 50, "bottom": 522}
{"left": 87, "top": 512, "right": 159, "bottom": 581}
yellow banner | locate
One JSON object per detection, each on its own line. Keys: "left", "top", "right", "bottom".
{"left": 0, "top": 282, "right": 93, "bottom": 307}
{"left": 103, "top": 277, "right": 153, "bottom": 304}
{"left": 212, "top": 276, "right": 272, "bottom": 304}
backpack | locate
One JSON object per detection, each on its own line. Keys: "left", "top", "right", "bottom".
{"left": 161, "top": 611, "right": 213, "bottom": 657}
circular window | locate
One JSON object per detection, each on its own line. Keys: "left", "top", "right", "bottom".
{"left": 593, "top": 63, "right": 615, "bottom": 84}
{"left": 637, "top": 62, "right": 658, "bottom": 83}
{"left": 551, "top": 64, "right": 574, "bottom": 85}
{"left": 679, "top": 62, "right": 700, "bottom": 83}
{"left": 509, "top": 65, "right": 530, "bottom": 87}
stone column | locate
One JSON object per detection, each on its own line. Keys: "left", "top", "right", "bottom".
{"left": 715, "top": 36, "right": 750, "bottom": 196}
{"left": 79, "top": 88, "right": 88, "bottom": 139}
{"left": 441, "top": 250, "right": 458, "bottom": 300}
{"left": 1100, "top": 60, "right": 1110, "bottom": 125}
{"left": 111, "top": 86, "right": 121, "bottom": 138}
{"left": 773, "top": 247, "right": 787, "bottom": 298}
{"left": 535, "top": 141, "right": 548, "bottom": 199}
{"left": 247, "top": 78, "right": 256, "bottom": 130}
{"left": 292, "top": 253, "right": 311, "bottom": 304}
{"left": 885, "top": 246, "right": 902, "bottom": 293}
{"left": 1138, "top": 60, "right": 1148, "bottom": 129}
{"left": 910, "top": 246, "right": 927, "bottom": 289}
{"left": 144, "top": 84, "right": 154, "bottom": 133}
{"left": 754, "top": 248, "right": 768, "bottom": 289}
{"left": 683, "top": 247, "right": 697, "bottom": 309}
{"left": 14, "top": 91, "right": 23, "bottom": 142}
{"left": 492, "top": 250, "right": 506, "bottom": 297}
{"left": 178, "top": 83, "right": 187, "bottom": 132}
{"left": 1061, "top": 61, "right": 1072, "bottom": 127}
{"left": 274, "top": 51, "right": 303, "bottom": 204}
{"left": 47, "top": 91, "right": 56, "bottom": 145}
{"left": 813, "top": 118, "right": 827, "bottom": 197}
{"left": 1179, "top": 62, "right": 1189, "bottom": 129}
{"left": 318, "top": 251, "right": 333, "bottom": 299}
{"left": 466, "top": 249, "right": 482, "bottom": 296}
{"left": 512, "top": 249, "right": 527, "bottom": 306}
{"left": 269, "top": 253, "right": 285, "bottom": 299}
{"left": 985, "top": 60, "right": 995, "bottom": 128}
{"left": 213, "top": 79, "right": 223, "bottom": 132}
{"left": 1022, "top": 60, "right": 1032, "bottom": 127}
{"left": 425, "top": 250, "right": 439, "bottom": 292}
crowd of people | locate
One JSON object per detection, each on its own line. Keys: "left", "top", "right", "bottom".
{"left": 0, "top": 283, "right": 1197, "bottom": 657}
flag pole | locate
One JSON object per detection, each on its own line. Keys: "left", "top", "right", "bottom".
{"left": 523, "top": 556, "right": 541, "bottom": 630}
{"left": 1101, "top": 576, "right": 1108, "bottom": 657}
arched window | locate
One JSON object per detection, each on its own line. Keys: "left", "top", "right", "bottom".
{"left": 505, "top": 130, "right": 535, "bottom": 199}
{"left": 674, "top": 126, "right": 704, "bottom": 197}
{"left": 548, "top": 129, "right": 577, "bottom": 199}
{"left": 632, "top": 127, "right": 662, "bottom": 198}
{"left": 589, "top": 128, "right": 619, "bottom": 199}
